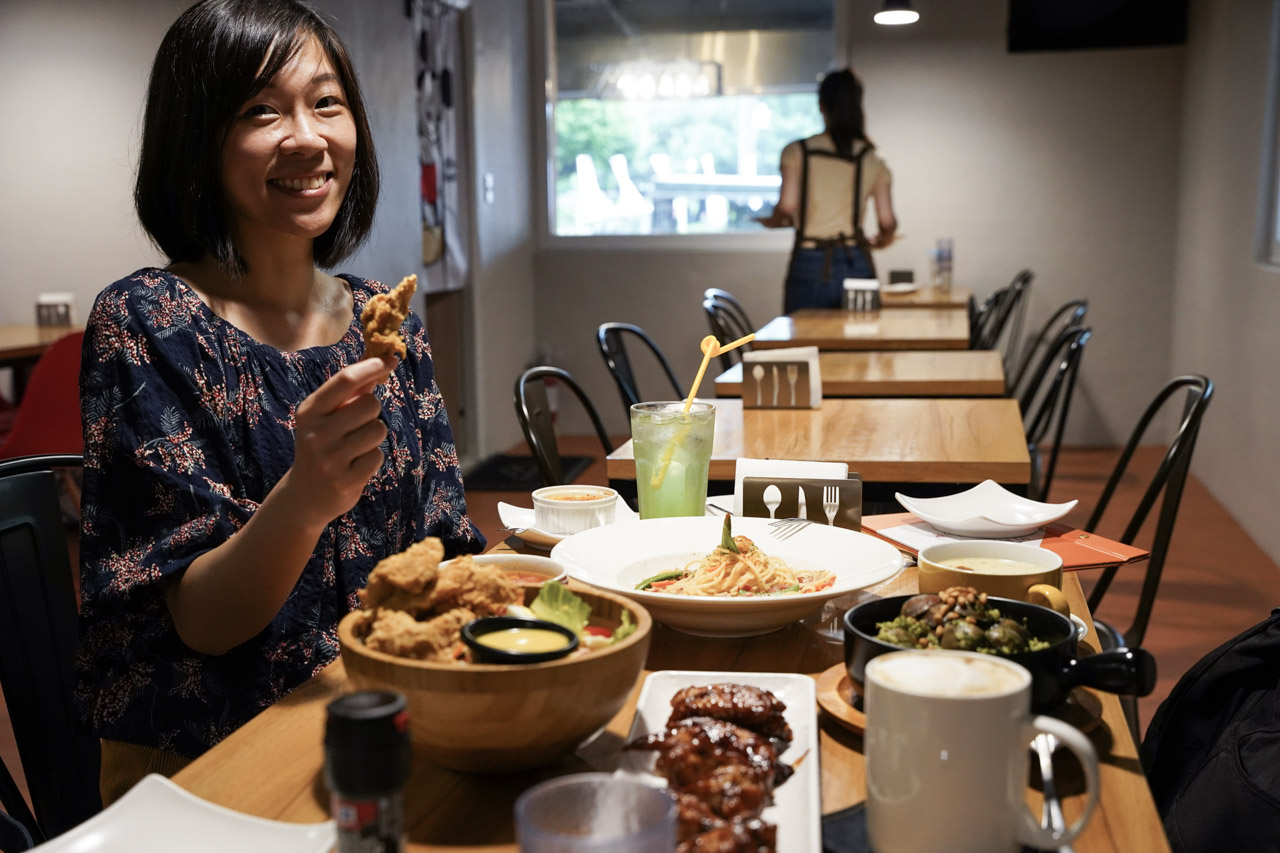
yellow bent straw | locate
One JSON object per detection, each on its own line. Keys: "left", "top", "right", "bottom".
{"left": 649, "top": 332, "right": 756, "bottom": 489}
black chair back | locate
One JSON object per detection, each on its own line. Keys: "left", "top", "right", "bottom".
{"left": 702, "top": 288, "right": 756, "bottom": 335}
{"left": 1019, "top": 325, "right": 1091, "bottom": 501}
{"left": 1008, "top": 298, "right": 1089, "bottom": 397}
{"left": 702, "top": 297, "right": 754, "bottom": 371}
{"left": 0, "top": 454, "right": 100, "bottom": 842}
{"left": 1085, "top": 375, "right": 1214, "bottom": 650}
{"left": 514, "top": 368, "right": 614, "bottom": 488}
{"left": 596, "top": 323, "right": 684, "bottom": 419}
{"left": 971, "top": 269, "right": 1033, "bottom": 360}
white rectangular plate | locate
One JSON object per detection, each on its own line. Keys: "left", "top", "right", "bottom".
{"left": 619, "top": 671, "right": 820, "bottom": 853}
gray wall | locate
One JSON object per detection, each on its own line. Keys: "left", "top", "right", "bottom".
{"left": 0, "top": 0, "right": 424, "bottom": 320}
{"left": 465, "top": 0, "right": 538, "bottom": 455}
{"left": 535, "top": 1, "right": 1185, "bottom": 446}
{"left": 1171, "top": 0, "right": 1280, "bottom": 557}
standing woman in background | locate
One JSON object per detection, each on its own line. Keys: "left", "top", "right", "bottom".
{"left": 758, "top": 69, "right": 898, "bottom": 312}
{"left": 76, "top": 0, "right": 484, "bottom": 803}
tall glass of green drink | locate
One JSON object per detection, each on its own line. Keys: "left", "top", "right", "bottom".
{"left": 630, "top": 401, "right": 716, "bottom": 519}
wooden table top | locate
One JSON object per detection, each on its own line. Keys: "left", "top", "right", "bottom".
{"left": 753, "top": 309, "right": 969, "bottom": 351}
{"left": 880, "top": 285, "right": 972, "bottom": 309}
{"left": 171, "top": 562, "right": 1169, "bottom": 853}
{"left": 715, "top": 351, "right": 1005, "bottom": 398}
{"left": 0, "top": 325, "right": 79, "bottom": 362}
{"left": 606, "top": 398, "right": 1030, "bottom": 484}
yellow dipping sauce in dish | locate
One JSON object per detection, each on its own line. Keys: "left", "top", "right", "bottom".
{"left": 475, "top": 627, "right": 571, "bottom": 654}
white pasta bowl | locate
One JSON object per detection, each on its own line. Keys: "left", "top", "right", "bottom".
{"left": 895, "top": 480, "right": 1078, "bottom": 538}
{"left": 550, "top": 516, "right": 903, "bottom": 637}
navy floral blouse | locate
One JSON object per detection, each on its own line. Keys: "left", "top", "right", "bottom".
{"left": 74, "top": 268, "right": 484, "bottom": 757}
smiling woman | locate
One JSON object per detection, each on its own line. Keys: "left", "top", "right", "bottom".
{"left": 77, "top": 0, "right": 484, "bottom": 807}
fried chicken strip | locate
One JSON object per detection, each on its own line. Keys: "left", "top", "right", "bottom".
{"left": 361, "top": 274, "right": 417, "bottom": 362}
{"left": 364, "top": 607, "right": 476, "bottom": 662}
{"left": 358, "top": 537, "right": 445, "bottom": 609}
{"left": 368, "top": 555, "right": 521, "bottom": 617}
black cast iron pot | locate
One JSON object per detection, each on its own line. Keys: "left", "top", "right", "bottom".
{"left": 842, "top": 595, "right": 1156, "bottom": 713}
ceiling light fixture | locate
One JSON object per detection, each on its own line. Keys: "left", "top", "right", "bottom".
{"left": 874, "top": 0, "right": 920, "bottom": 26}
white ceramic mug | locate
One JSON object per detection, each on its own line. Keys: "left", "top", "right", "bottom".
{"left": 865, "top": 650, "right": 1099, "bottom": 853}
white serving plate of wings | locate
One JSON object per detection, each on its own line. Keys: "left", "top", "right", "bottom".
{"left": 550, "top": 516, "right": 902, "bottom": 637}
{"left": 619, "top": 671, "right": 820, "bottom": 853}
{"left": 895, "top": 480, "right": 1078, "bottom": 538}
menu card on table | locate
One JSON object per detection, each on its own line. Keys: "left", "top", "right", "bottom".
{"left": 861, "top": 512, "right": 1149, "bottom": 572}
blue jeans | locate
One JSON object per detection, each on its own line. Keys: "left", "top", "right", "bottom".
{"left": 783, "top": 246, "right": 875, "bottom": 313}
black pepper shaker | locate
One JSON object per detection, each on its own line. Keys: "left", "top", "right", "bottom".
{"left": 324, "top": 690, "right": 412, "bottom": 853}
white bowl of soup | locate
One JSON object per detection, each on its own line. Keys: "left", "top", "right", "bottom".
{"left": 917, "top": 541, "right": 1067, "bottom": 616}
{"left": 462, "top": 554, "right": 568, "bottom": 587}
{"left": 532, "top": 485, "right": 619, "bottom": 535}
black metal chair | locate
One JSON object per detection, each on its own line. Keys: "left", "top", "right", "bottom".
{"left": 596, "top": 323, "right": 684, "bottom": 419}
{"left": 1018, "top": 325, "right": 1092, "bottom": 501}
{"left": 971, "top": 270, "right": 1033, "bottom": 363}
{"left": 514, "top": 367, "right": 614, "bottom": 488}
{"left": 701, "top": 296, "right": 754, "bottom": 371}
{"left": 0, "top": 454, "right": 100, "bottom": 843}
{"left": 702, "top": 288, "right": 756, "bottom": 336}
{"left": 1084, "top": 376, "right": 1214, "bottom": 742}
{"left": 1007, "top": 299, "right": 1089, "bottom": 398}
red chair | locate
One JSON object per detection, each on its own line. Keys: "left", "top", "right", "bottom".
{"left": 0, "top": 332, "right": 84, "bottom": 461}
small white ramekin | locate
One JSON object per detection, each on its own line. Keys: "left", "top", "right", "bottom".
{"left": 531, "top": 485, "right": 619, "bottom": 535}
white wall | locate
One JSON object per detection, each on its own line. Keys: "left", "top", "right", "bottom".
{"left": 535, "top": 3, "right": 1185, "bottom": 442}
{"left": 0, "top": 0, "right": 179, "bottom": 323}
{"left": 1170, "top": 0, "right": 1280, "bottom": 557}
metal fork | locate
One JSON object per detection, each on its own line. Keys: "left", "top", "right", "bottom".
{"left": 822, "top": 486, "right": 839, "bottom": 526}
{"left": 768, "top": 517, "right": 811, "bottom": 540}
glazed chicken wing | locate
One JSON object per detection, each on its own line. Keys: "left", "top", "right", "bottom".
{"left": 361, "top": 274, "right": 417, "bottom": 362}
{"left": 677, "top": 818, "right": 777, "bottom": 853}
{"left": 667, "top": 684, "right": 793, "bottom": 744}
{"left": 629, "top": 717, "right": 792, "bottom": 795}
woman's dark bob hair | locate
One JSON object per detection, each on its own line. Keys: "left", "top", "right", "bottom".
{"left": 818, "top": 68, "right": 869, "bottom": 156}
{"left": 135, "top": 0, "right": 379, "bottom": 275}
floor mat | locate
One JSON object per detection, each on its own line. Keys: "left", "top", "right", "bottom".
{"left": 463, "top": 454, "right": 593, "bottom": 491}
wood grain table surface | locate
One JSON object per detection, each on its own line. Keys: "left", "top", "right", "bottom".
{"left": 606, "top": 398, "right": 1031, "bottom": 484}
{"left": 714, "top": 350, "right": 1006, "bottom": 398}
{"left": 0, "top": 325, "right": 78, "bottom": 362}
{"left": 752, "top": 309, "right": 969, "bottom": 351}
{"left": 879, "top": 285, "right": 972, "bottom": 309}
{"left": 171, "top": 556, "right": 1169, "bottom": 852}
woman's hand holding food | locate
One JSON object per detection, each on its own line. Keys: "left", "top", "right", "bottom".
{"left": 279, "top": 356, "right": 394, "bottom": 530}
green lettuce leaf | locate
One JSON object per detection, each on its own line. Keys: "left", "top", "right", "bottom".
{"left": 529, "top": 581, "right": 592, "bottom": 637}
{"left": 612, "top": 610, "right": 637, "bottom": 643}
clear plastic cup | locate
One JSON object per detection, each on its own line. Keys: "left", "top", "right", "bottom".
{"left": 514, "top": 773, "right": 676, "bottom": 852}
{"left": 630, "top": 401, "right": 716, "bottom": 519}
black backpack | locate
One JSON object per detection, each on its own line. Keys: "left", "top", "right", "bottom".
{"left": 1140, "top": 607, "right": 1280, "bottom": 851}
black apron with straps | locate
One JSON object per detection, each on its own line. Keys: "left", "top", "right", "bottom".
{"left": 791, "top": 138, "right": 877, "bottom": 282}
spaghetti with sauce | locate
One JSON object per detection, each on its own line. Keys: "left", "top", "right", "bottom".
{"left": 638, "top": 517, "right": 836, "bottom": 597}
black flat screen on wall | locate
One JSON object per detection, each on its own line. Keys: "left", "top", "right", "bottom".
{"left": 1008, "top": 0, "right": 1189, "bottom": 52}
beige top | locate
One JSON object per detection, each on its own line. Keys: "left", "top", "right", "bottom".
{"left": 781, "top": 133, "right": 891, "bottom": 242}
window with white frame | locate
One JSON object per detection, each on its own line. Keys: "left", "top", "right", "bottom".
{"left": 547, "top": 0, "right": 835, "bottom": 237}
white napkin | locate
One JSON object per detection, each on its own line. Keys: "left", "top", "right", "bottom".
{"left": 732, "top": 458, "right": 848, "bottom": 516}
{"left": 741, "top": 346, "right": 822, "bottom": 408}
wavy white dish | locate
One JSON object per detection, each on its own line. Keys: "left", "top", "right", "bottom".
{"left": 895, "top": 480, "right": 1077, "bottom": 538}
{"left": 551, "top": 516, "right": 902, "bottom": 637}
{"left": 882, "top": 282, "right": 919, "bottom": 294}
{"left": 620, "top": 671, "right": 819, "bottom": 852}
{"left": 498, "top": 500, "right": 638, "bottom": 550}
{"left": 31, "top": 774, "right": 333, "bottom": 852}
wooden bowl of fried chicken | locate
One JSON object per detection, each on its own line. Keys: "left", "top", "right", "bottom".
{"left": 338, "top": 538, "right": 652, "bottom": 773}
